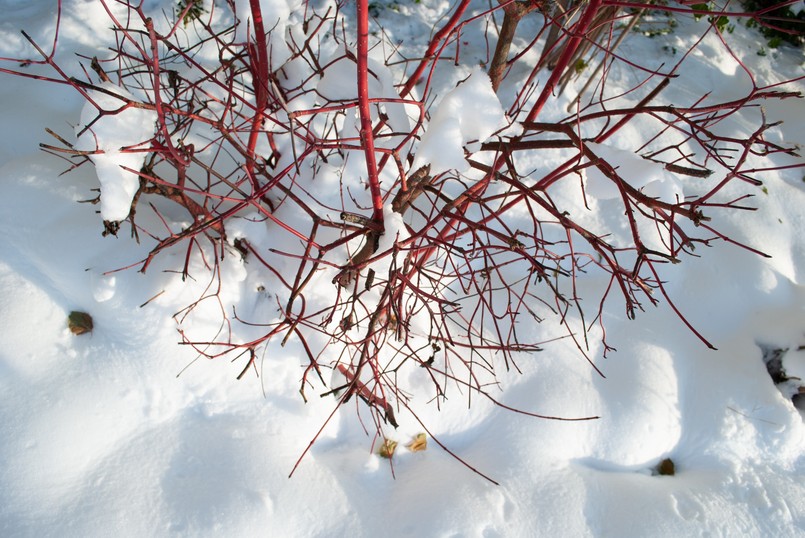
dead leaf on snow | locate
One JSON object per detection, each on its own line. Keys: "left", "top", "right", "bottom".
{"left": 378, "top": 438, "right": 397, "bottom": 459}
{"left": 68, "top": 311, "right": 93, "bottom": 335}
{"left": 406, "top": 433, "right": 427, "bottom": 452}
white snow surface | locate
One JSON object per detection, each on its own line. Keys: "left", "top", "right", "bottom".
{"left": 74, "top": 83, "right": 157, "bottom": 222}
{"left": 413, "top": 67, "right": 510, "bottom": 174}
{"left": 1, "top": 1, "right": 804, "bottom": 536}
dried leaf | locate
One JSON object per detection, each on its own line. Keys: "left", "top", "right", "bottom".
{"left": 384, "top": 403, "right": 399, "bottom": 428}
{"left": 656, "top": 458, "right": 675, "bottom": 476}
{"left": 68, "top": 311, "right": 93, "bottom": 335}
{"left": 406, "top": 433, "right": 427, "bottom": 452}
{"left": 378, "top": 438, "right": 397, "bottom": 459}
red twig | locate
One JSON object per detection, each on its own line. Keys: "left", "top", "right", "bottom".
{"left": 4, "top": 0, "right": 802, "bottom": 483}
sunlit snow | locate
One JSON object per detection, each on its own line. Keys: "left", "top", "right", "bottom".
{"left": 0, "top": 1, "right": 803, "bottom": 536}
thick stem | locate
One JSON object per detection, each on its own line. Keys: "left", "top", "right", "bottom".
{"left": 526, "top": 0, "right": 604, "bottom": 122}
{"left": 356, "top": 0, "right": 385, "bottom": 231}
{"left": 488, "top": 2, "right": 536, "bottom": 92}
{"left": 246, "top": 0, "right": 270, "bottom": 190}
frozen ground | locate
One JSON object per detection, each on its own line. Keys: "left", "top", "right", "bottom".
{"left": 0, "top": 0, "right": 804, "bottom": 536}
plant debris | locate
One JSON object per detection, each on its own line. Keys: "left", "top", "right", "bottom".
{"left": 655, "top": 458, "right": 675, "bottom": 476}
{"left": 68, "top": 311, "right": 93, "bottom": 335}
{"left": 406, "top": 433, "right": 427, "bottom": 452}
{"left": 378, "top": 438, "right": 397, "bottom": 459}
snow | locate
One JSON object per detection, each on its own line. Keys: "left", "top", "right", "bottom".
{"left": 582, "top": 142, "right": 684, "bottom": 203}
{"left": 233, "top": 0, "right": 305, "bottom": 67}
{"left": 413, "top": 67, "right": 511, "bottom": 174}
{"left": 1, "top": 1, "right": 804, "bottom": 536}
{"left": 74, "top": 83, "right": 157, "bottom": 222}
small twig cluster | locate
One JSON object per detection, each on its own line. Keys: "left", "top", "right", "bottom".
{"left": 1, "top": 0, "right": 802, "bottom": 481}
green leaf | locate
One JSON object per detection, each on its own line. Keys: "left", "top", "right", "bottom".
{"left": 691, "top": 3, "right": 710, "bottom": 20}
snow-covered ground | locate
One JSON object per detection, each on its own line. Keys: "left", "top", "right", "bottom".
{"left": 1, "top": 0, "right": 803, "bottom": 536}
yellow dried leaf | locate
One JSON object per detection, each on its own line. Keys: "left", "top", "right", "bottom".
{"left": 378, "top": 438, "right": 397, "bottom": 459}
{"left": 406, "top": 433, "right": 427, "bottom": 452}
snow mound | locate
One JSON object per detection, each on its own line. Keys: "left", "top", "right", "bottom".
{"left": 583, "top": 141, "right": 684, "bottom": 203}
{"left": 413, "top": 68, "right": 510, "bottom": 174}
{"left": 74, "top": 83, "right": 156, "bottom": 222}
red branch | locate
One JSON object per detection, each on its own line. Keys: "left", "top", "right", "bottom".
{"left": 356, "top": 0, "right": 385, "bottom": 231}
{"left": 246, "top": 0, "right": 271, "bottom": 191}
{"left": 5, "top": 0, "right": 803, "bottom": 483}
{"left": 527, "top": 0, "right": 605, "bottom": 123}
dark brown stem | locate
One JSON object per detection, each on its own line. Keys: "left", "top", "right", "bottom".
{"left": 488, "top": 2, "right": 537, "bottom": 92}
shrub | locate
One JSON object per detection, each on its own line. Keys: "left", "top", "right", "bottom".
{"left": 741, "top": 0, "right": 804, "bottom": 47}
{"left": 1, "top": 0, "right": 802, "bottom": 481}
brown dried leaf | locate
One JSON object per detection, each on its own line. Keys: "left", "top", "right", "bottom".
{"left": 656, "top": 458, "right": 675, "bottom": 476}
{"left": 68, "top": 311, "right": 93, "bottom": 335}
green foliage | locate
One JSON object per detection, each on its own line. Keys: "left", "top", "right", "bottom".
{"left": 369, "top": 0, "right": 419, "bottom": 17}
{"left": 742, "top": 0, "right": 804, "bottom": 48}
{"left": 767, "top": 35, "right": 784, "bottom": 48}
{"left": 176, "top": 0, "right": 205, "bottom": 26}
{"left": 632, "top": 11, "right": 678, "bottom": 37}
{"left": 714, "top": 15, "right": 734, "bottom": 33}
{"left": 692, "top": 3, "right": 734, "bottom": 33}
{"left": 691, "top": 3, "right": 710, "bottom": 21}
